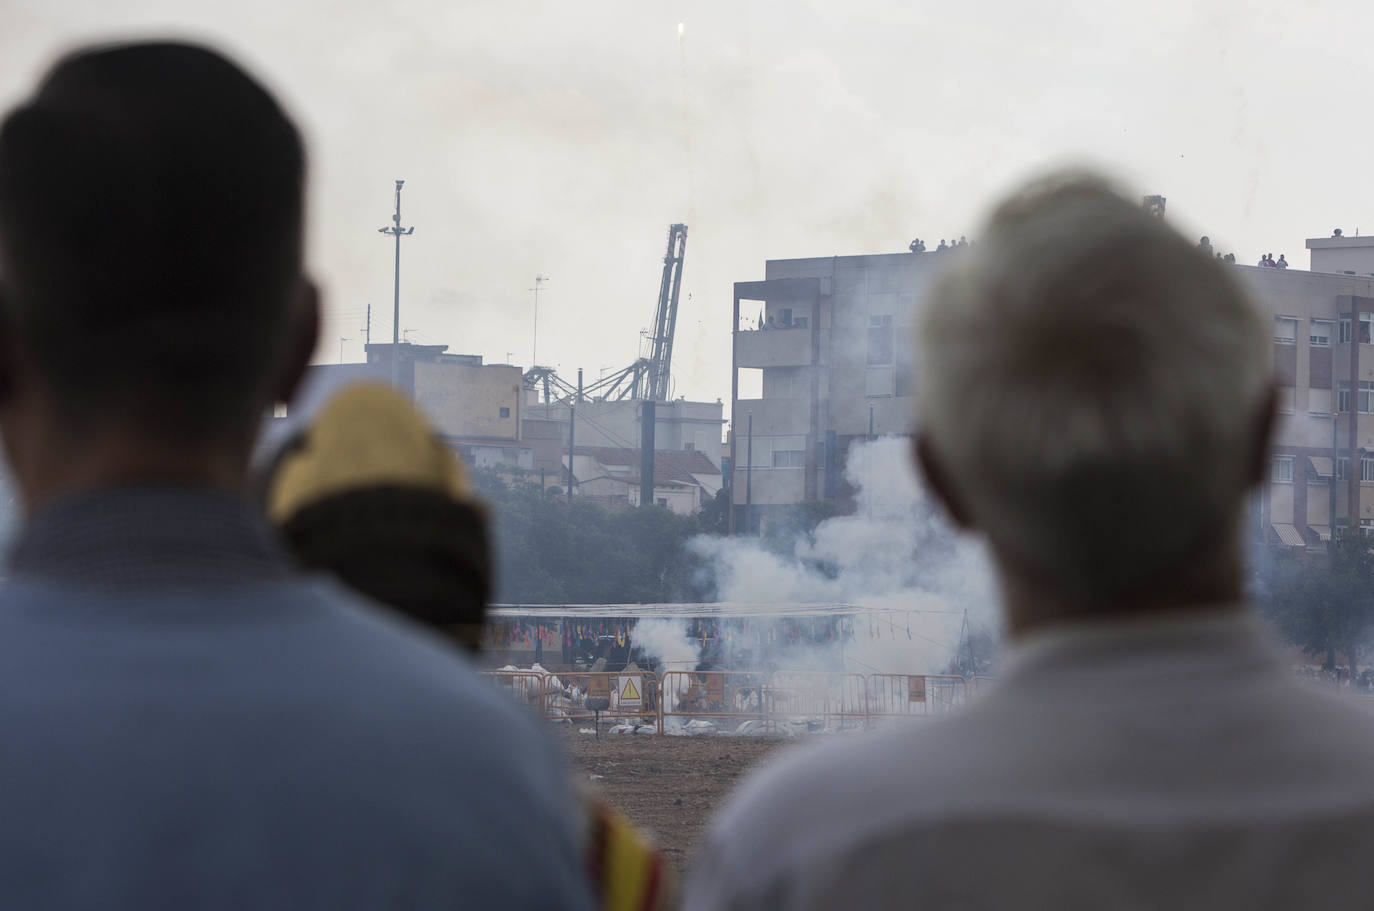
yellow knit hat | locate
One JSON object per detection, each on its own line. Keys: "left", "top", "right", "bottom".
{"left": 266, "top": 382, "right": 471, "bottom": 523}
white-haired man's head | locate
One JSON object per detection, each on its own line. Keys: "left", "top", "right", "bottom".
{"left": 915, "top": 173, "right": 1272, "bottom": 613}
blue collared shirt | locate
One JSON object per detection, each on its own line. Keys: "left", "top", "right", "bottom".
{"left": 0, "top": 485, "right": 593, "bottom": 910}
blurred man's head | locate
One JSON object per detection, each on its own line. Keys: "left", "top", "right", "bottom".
{"left": 0, "top": 42, "right": 316, "bottom": 503}
{"left": 915, "top": 174, "right": 1272, "bottom": 629}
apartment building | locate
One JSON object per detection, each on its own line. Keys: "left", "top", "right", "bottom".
{"left": 730, "top": 251, "right": 934, "bottom": 531}
{"left": 1246, "top": 240, "right": 1374, "bottom": 547}
{"left": 729, "top": 238, "right": 1374, "bottom": 546}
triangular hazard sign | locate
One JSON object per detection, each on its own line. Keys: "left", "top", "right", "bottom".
{"left": 621, "top": 677, "right": 640, "bottom": 700}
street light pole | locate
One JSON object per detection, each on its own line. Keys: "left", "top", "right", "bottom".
{"left": 377, "top": 180, "right": 414, "bottom": 389}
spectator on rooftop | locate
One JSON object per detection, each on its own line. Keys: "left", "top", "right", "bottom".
{"left": 936, "top": 239, "right": 948, "bottom": 251}
{"left": 685, "top": 172, "right": 1374, "bottom": 910}
{"left": 0, "top": 41, "right": 592, "bottom": 910}
{"left": 1277, "top": 254, "right": 1289, "bottom": 269}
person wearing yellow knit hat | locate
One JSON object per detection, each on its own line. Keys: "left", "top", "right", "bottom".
{"left": 264, "top": 383, "right": 673, "bottom": 911}
{"left": 264, "top": 382, "right": 490, "bottom": 650}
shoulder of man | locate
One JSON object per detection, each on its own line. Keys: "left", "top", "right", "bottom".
{"left": 684, "top": 716, "right": 979, "bottom": 911}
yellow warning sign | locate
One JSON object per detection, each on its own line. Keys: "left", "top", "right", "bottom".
{"left": 618, "top": 675, "right": 642, "bottom": 705}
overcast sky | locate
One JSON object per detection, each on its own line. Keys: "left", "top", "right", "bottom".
{"left": 3, "top": 0, "right": 1371, "bottom": 428}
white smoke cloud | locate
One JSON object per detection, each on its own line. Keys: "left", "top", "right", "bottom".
{"left": 631, "top": 617, "right": 702, "bottom": 673}
{"left": 689, "top": 435, "right": 998, "bottom": 675}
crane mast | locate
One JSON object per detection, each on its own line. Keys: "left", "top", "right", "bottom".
{"left": 645, "top": 223, "right": 688, "bottom": 401}
{"left": 524, "top": 222, "right": 688, "bottom": 405}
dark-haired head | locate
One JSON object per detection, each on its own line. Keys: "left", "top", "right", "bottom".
{"left": 0, "top": 42, "right": 317, "bottom": 506}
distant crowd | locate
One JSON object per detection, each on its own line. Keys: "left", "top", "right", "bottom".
{"left": 908, "top": 236, "right": 969, "bottom": 253}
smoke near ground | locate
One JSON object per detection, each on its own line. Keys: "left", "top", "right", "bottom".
{"left": 663, "top": 436, "right": 999, "bottom": 675}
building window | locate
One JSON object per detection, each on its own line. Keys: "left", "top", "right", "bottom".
{"left": 867, "top": 314, "right": 894, "bottom": 365}
{"left": 1340, "top": 314, "right": 1374, "bottom": 344}
{"left": 1311, "top": 319, "right": 1334, "bottom": 346}
{"left": 1363, "top": 519, "right": 1374, "bottom": 538}
{"left": 656, "top": 497, "right": 669, "bottom": 507}
{"left": 1276, "top": 386, "right": 1295, "bottom": 414}
{"left": 865, "top": 365, "right": 895, "bottom": 397}
{"left": 1309, "top": 387, "right": 1332, "bottom": 415}
{"left": 1337, "top": 457, "right": 1350, "bottom": 481}
{"left": 1273, "top": 317, "right": 1297, "bottom": 345}
{"left": 1336, "top": 381, "right": 1374, "bottom": 413}
{"left": 1272, "top": 456, "right": 1294, "bottom": 483}
{"left": 684, "top": 441, "right": 695, "bottom": 451}
{"left": 1363, "top": 456, "right": 1374, "bottom": 483}
{"left": 499, "top": 406, "right": 511, "bottom": 418}
{"left": 748, "top": 435, "right": 806, "bottom": 469}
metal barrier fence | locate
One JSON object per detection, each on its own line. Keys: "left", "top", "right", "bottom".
{"left": 866, "top": 673, "right": 968, "bottom": 720}
{"left": 482, "top": 670, "right": 546, "bottom": 714}
{"left": 481, "top": 669, "right": 993, "bottom": 731}
{"left": 660, "top": 670, "right": 770, "bottom": 733}
{"left": 542, "top": 671, "right": 659, "bottom": 723}
{"left": 767, "top": 672, "right": 869, "bottom": 731}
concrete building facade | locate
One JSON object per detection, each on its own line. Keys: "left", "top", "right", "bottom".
{"left": 272, "top": 345, "right": 531, "bottom": 471}
{"left": 1242, "top": 261, "right": 1374, "bottom": 547}
{"left": 730, "top": 251, "right": 934, "bottom": 531}
{"left": 729, "top": 245, "right": 1374, "bottom": 547}
{"left": 563, "top": 446, "right": 723, "bottom": 515}
{"left": 1307, "top": 233, "right": 1374, "bottom": 277}
{"left": 524, "top": 398, "right": 725, "bottom": 480}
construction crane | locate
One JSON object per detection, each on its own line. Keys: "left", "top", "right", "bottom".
{"left": 645, "top": 223, "right": 688, "bottom": 400}
{"left": 525, "top": 223, "right": 687, "bottom": 404}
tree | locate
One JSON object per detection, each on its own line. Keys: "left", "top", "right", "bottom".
{"left": 469, "top": 466, "right": 709, "bottom": 604}
{"left": 1257, "top": 532, "right": 1374, "bottom": 670}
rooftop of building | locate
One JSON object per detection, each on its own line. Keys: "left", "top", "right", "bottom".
{"left": 1306, "top": 233, "right": 1374, "bottom": 250}
{"left": 573, "top": 446, "right": 721, "bottom": 483}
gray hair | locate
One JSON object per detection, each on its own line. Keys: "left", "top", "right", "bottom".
{"left": 916, "top": 173, "right": 1271, "bottom": 598}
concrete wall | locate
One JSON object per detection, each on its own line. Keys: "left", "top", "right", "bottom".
{"left": 521, "top": 399, "right": 725, "bottom": 468}
{"left": 1307, "top": 236, "right": 1374, "bottom": 277}
{"left": 413, "top": 361, "right": 523, "bottom": 441}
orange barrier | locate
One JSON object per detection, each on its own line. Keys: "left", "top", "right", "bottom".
{"left": 480, "top": 670, "right": 546, "bottom": 714}
{"left": 660, "top": 670, "right": 769, "bottom": 734}
{"left": 866, "top": 673, "right": 968, "bottom": 720}
{"left": 544, "top": 671, "right": 659, "bottom": 723}
{"left": 767, "top": 671, "right": 869, "bottom": 731}
{"left": 483, "top": 668, "right": 987, "bottom": 731}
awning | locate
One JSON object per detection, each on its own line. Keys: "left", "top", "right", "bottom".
{"left": 1272, "top": 523, "right": 1306, "bottom": 547}
{"left": 1309, "top": 456, "right": 1334, "bottom": 478}
{"left": 1310, "top": 525, "right": 1332, "bottom": 541}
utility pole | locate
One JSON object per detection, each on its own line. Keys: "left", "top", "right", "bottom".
{"left": 377, "top": 180, "right": 414, "bottom": 389}
{"left": 566, "top": 368, "right": 581, "bottom": 496}
{"left": 363, "top": 304, "right": 371, "bottom": 348}
{"left": 338, "top": 337, "right": 350, "bottom": 364}
{"left": 529, "top": 274, "right": 549, "bottom": 368}
{"left": 745, "top": 412, "right": 753, "bottom": 535}
{"left": 640, "top": 399, "right": 656, "bottom": 508}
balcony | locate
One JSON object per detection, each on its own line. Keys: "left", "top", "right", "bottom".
{"left": 732, "top": 397, "right": 812, "bottom": 436}
{"left": 736, "top": 326, "right": 814, "bottom": 368}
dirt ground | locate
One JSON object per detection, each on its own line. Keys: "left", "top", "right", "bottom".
{"left": 553, "top": 725, "right": 794, "bottom": 875}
